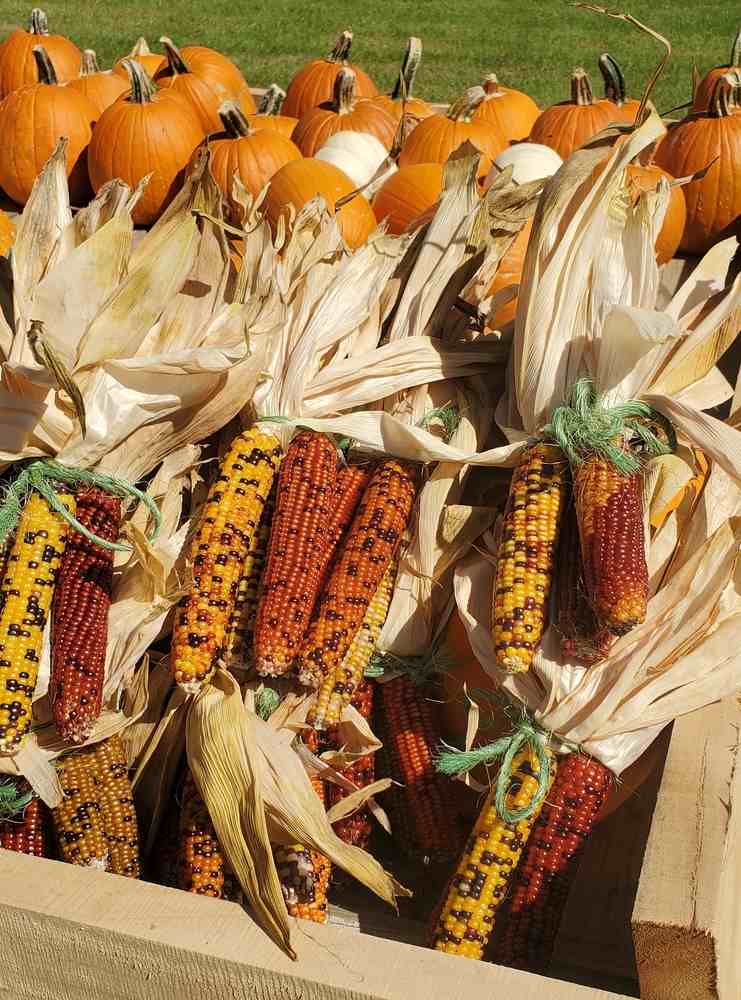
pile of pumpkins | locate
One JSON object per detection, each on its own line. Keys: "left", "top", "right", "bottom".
{"left": 0, "top": 8, "right": 739, "bottom": 295}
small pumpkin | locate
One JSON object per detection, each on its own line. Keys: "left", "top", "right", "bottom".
{"left": 88, "top": 59, "right": 204, "bottom": 225}
{"left": 265, "top": 158, "right": 376, "bottom": 249}
{"left": 292, "top": 67, "right": 397, "bottom": 157}
{"left": 246, "top": 83, "right": 298, "bottom": 139}
{"left": 154, "top": 37, "right": 255, "bottom": 133}
{"left": 209, "top": 101, "right": 301, "bottom": 224}
{"left": 282, "top": 30, "right": 378, "bottom": 119}
{"left": 371, "top": 37, "right": 433, "bottom": 123}
{"left": 399, "top": 86, "right": 506, "bottom": 171}
{"left": 493, "top": 143, "right": 562, "bottom": 184}
{"left": 68, "top": 49, "right": 128, "bottom": 119}
{"left": 371, "top": 162, "right": 443, "bottom": 234}
{"left": 529, "top": 68, "right": 616, "bottom": 160}
{"left": 0, "top": 210, "right": 16, "bottom": 256}
{"left": 655, "top": 72, "right": 741, "bottom": 255}
{"left": 316, "top": 130, "right": 390, "bottom": 189}
{"left": 485, "top": 218, "right": 533, "bottom": 328}
{"left": 692, "top": 27, "right": 741, "bottom": 112}
{"left": 0, "top": 7, "right": 81, "bottom": 99}
{"left": 113, "top": 37, "right": 165, "bottom": 79}
{"left": 0, "top": 45, "right": 95, "bottom": 206}
{"left": 473, "top": 73, "right": 540, "bottom": 143}
{"left": 598, "top": 53, "right": 641, "bottom": 125}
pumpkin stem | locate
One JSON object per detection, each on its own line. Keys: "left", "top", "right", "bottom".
{"left": 333, "top": 67, "right": 357, "bottom": 114}
{"left": 448, "top": 85, "right": 486, "bottom": 122}
{"left": 28, "top": 8, "right": 49, "bottom": 35}
{"left": 598, "top": 53, "right": 627, "bottom": 105}
{"left": 120, "top": 58, "right": 157, "bottom": 103}
{"left": 730, "top": 27, "right": 741, "bottom": 66}
{"left": 32, "top": 44, "right": 57, "bottom": 85}
{"left": 129, "top": 37, "right": 153, "bottom": 57}
{"left": 570, "top": 68, "right": 594, "bottom": 106}
{"left": 159, "top": 36, "right": 190, "bottom": 76}
{"left": 80, "top": 49, "right": 100, "bottom": 76}
{"left": 391, "top": 36, "right": 422, "bottom": 101}
{"left": 258, "top": 83, "right": 286, "bottom": 116}
{"left": 709, "top": 70, "right": 741, "bottom": 118}
{"left": 328, "top": 29, "right": 353, "bottom": 63}
{"left": 218, "top": 100, "right": 252, "bottom": 137}
{"left": 482, "top": 73, "right": 502, "bottom": 97}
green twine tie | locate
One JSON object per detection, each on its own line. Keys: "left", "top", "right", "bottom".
{"left": 365, "top": 644, "right": 454, "bottom": 684}
{"left": 255, "top": 686, "right": 281, "bottom": 721}
{"left": 0, "top": 780, "right": 33, "bottom": 822}
{"left": 436, "top": 715, "right": 552, "bottom": 824}
{"left": 0, "top": 459, "right": 161, "bottom": 552}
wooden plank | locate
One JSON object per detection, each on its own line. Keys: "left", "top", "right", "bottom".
{"left": 632, "top": 698, "right": 741, "bottom": 1000}
{"left": 0, "top": 852, "right": 629, "bottom": 1000}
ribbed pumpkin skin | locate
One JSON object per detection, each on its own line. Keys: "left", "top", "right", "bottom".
{"left": 154, "top": 42, "right": 255, "bottom": 132}
{"left": 283, "top": 59, "right": 378, "bottom": 119}
{"left": 156, "top": 45, "right": 252, "bottom": 105}
{"left": 155, "top": 72, "right": 252, "bottom": 132}
{"left": 0, "top": 82, "right": 95, "bottom": 205}
{"left": 265, "top": 158, "right": 375, "bottom": 249}
{"left": 487, "top": 218, "right": 533, "bottom": 327}
{"left": 246, "top": 112, "right": 298, "bottom": 139}
{"left": 627, "top": 164, "right": 686, "bottom": 264}
{"left": 371, "top": 93, "right": 433, "bottom": 123}
{"left": 399, "top": 113, "right": 506, "bottom": 169}
{"left": 0, "top": 24, "right": 80, "bottom": 98}
{"left": 293, "top": 98, "right": 396, "bottom": 156}
{"left": 68, "top": 69, "right": 128, "bottom": 119}
{"left": 600, "top": 97, "right": 641, "bottom": 125}
{"left": 372, "top": 162, "right": 443, "bottom": 234}
{"left": 210, "top": 129, "right": 302, "bottom": 222}
{"left": 474, "top": 83, "right": 540, "bottom": 143}
{"left": 530, "top": 101, "right": 614, "bottom": 159}
{"left": 113, "top": 51, "right": 164, "bottom": 80}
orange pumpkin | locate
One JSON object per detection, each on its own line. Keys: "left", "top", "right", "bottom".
{"left": 0, "top": 210, "right": 16, "bottom": 256}
{"left": 246, "top": 83, "right": 298, "bottom": 139}
{"left": 399, "top": 87, "right": 507, "bottom": 171}
{"left": 154, "top": 37, "right": 255, "bottom": 133}
{"left": 692, "top": 27, "right": 741, "bottom": 112}
{"left": 625, "top": 165, "right": 687, "bottom": 265}
{"left": 597, "top": 53, "right": 641, "bottom": 125}
{"left": 473, "top": 73, "right": 540, "bottom": 143}
{"left": 370, "top": 37, "right": 433, "bottom": 124}
{"left": 0, "top": 8, "right": 81, "bottom": 99}
{"left": 265, "top": 158, "right": 376, "bottom": 250}
{"left": 0, "top": 45, "right": 95, "bottom": 206}
{"left": 529, "top": 68, "right": 616, "bottom": 160}
{"left": 113, "top": 37, "right": 165, "bottom": 80}
{"left": 209, "top": 101, "right": 302, "bottom": 223}
{"left": 655, "top": 72, "right": 741, "bottom": 255}
{"left": 486, "top": 218, "right": 533, "bottom": 328}
{"left": 282, "top": 30, "right": 378, "bottom": 119}
{"left": 292, "top": 67, "right": 396, "bottom": 157}
{"left": 371, "top": 162, "right": 443, "bottom": 234}
{"left": 68, "top": 49, "right": 128, "bottom": 119}
{"left": 88, "top": 60, "right": 203, "bottom": 226}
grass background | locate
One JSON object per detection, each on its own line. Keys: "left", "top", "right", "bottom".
{"left": 1, "top": 2, "right": 738, "bottom": 109}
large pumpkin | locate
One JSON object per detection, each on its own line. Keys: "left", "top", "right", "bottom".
{"left": 154, "top": 37, "right": 255, "bottom": 133}
{"left": 655, "top": 72, "right": 741, "bottom": 255}
{"left": 399, "top": 86, "right": 506, "bottom": 170}
{"left": 371, "top": 37, "right": 433, "bottom": 124}
{"left": 598, "top": 53, "right": 641, "bottom": 125}
{"left": 692, "top": 27, "right": 741, "bottom": 112}
{"left": 292, "top": 67, "right": 397, "bottom": 156}
{"left": 486, "top": 218, "right": 533, "bottom": 328}
{"left": 209, "top": 101, "right": 301, "bottom": 223}
{"left": 371, "top": 162, "right": 443, "bottom": 234}
{"left": 68, "top": 49, "right": 128, "bottom": 119}
{"left": 113, "top": 37, "right": 164, "bottom": 80}
{"left": 246, "top": 83, "right": 298, "bottom": 139}
{"left": 529, "top": 68, "right": 616, "bottom": 159}
{"left": 473, "top": 73, "right": 540, "bottom": 143}
{"left": 88, "top": 60, "right": 204, "bottom": 225}
{"left": 282, "top": 30, "right": 378, "bottom": 119}
{"left": 0, "top": 45, "right": 95, "bottom": 205}
{"left": 265, "top": 158, "right": 376, "bottom": 249}
{"left": 0, "top": 7, "right": 81, "bottom": 98}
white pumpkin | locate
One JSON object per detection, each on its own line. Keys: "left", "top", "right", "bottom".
{"left": 494, "top": 142, "right": 562, "bottom": 184}
{"left": 315, "top": 131, "right": 393, "bottom": 189}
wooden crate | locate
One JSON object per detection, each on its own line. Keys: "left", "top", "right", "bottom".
{"left": 0, "top": 697, "right": 738, "bottom": 1000}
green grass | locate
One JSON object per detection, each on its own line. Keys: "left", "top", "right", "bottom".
{"left": 2, "top": 2, "right": 738, "bottom": 109}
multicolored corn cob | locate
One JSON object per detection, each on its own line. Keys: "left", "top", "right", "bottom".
{"left": 255, "top": 432, "right": 338, "bottom": 677}
{"left": 492, "top": 444, "right": 567, "bottom": 673}
{"left": 50, "top": 489, "right": 120, "bottom": 744}
{"left": 275, "top": 775, "right": 331, "bottom": 923}
{"left": 53, "top": 749, "right": 108, "bottom": 869}
{"left": 574, "top": 456, "right": 648, "bottom": 635}
{"left": 379, "top": 674, "right": 462, "bottom": 862}
{"left": 491, "top": 752, "right": 613, "bottom": 972}
{"left": 328, "top": 752, "right": 375, "bottom": 850}
{"left": 297, "top": 460, "right": 417, "bottom": 689}
{"left": 0, "top": 794, "right": 48, "bottom": 857}
{"left": 429, "top": 745, "right": 554, "bottom": 959}
{"left": 171, "top": 428, "right": 282, "bottom": 691}
{"left": 89, "top": 734, "right": 140, "bottom": 878}
{"left": 177, "top": 770, "right": 226, "bottom": 897}
{"left": 310, "top": 560, "right": 396, "bottom": 730}
{"left": 0, "top": 490, "right": 75, "bottom": 755}
{"left": 316, "top": 464, "right": 373, "bottom": 588}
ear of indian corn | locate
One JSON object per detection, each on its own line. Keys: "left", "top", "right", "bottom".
{"left": 297, "top": 460, "right": 417, "bottom": 689}
{"left": 315, "top": 464, "right": 373, "bottom": 588}
{"left": 172, "top": 428, "right": 283, "bottom": 691}
{"left": 50, "top": 489, "right": 120, "bottom": 744}
{"left": 275, "top": 775, "right": 331, "bottom": 923}
{"left": 492, "top": 444, "right": 567, "bottom": 673}
{"left": 429, "top": 745, "right": 554, "bottom": 959}
{"left": 177, "top": 770, "right": 226, "bottom": 897}
{"left": 89, "top": 733, "right": 140, "bottom": 878}
{"left": 0, "top": 490, "right": 75, "bottom": 755}
{"left": 255, "top": 431, "right": 338, "bottom": 677}
{"left": 574, "top": 456, "right": 648, "bottom": 635}
{"left": 310, "top": 559, "right": 396, "bottom": 730}
{"left": 491, "top": 752, "right": 613, "bottom": 972}
{"left": 0, "top": 794, "right": 48, "bottom": 857}
{"left": 53, "top": 749, "right": 108, "bottom": 869}
{"left": 328, "top": 752, "right": 375, "bottom": 851}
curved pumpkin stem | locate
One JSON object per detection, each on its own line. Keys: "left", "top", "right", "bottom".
{"left": 709, "top": 71, "right": 741, "bottom": 118}
{"left": 218, "top": 100, "right": 252, "bottom": 137}
{"left": 570, "top": 68, "right": 594, "bottom": 106}
{"left": 391, "top": 37, "right": 422, "bottom": 101}
{"left": 482, "top": 73, "right": 502, "bottom": 97}
{"left": 333, "top": 67, "right": 357, "bottom": 114}
{"left": 598, "top": 53, "right": 627, "bottom": 105}
{"left": 120, "top": 58, "right": 157, "bottom": 103}
{"left": 129, "top": 37, "right": 153, "bottom": 57}
{"left": 258, "top": 83, "right": 286, "bottom": 116}
{"left": 159, "top": 37, "right": 190, "bottom": 76}
{"left": 448, "top": 85, "right": 486, "bottom": 122}
{"left": 32, "top": 44, "right": 57, "bottom": 85}
{"left": 328, "top": 29, "right": 353, "bottom": 63}
{"left": 80, "top": 49, "right": 100, "bottom": 76}
{"left": 729, "top": 27, "right": 741, "bottom": 66}
{"left": 28, "top": 8, "right": 49, "bottom": 35}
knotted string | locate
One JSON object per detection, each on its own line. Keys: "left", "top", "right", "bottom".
{"left": 0, "top": 780, "right": 33, "bottom": 822}
{"left": 255, "top": 686, "right": 281, "bottom": 721}
{"left": 365, "top": 644, "right": 454, "bottom": 684}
